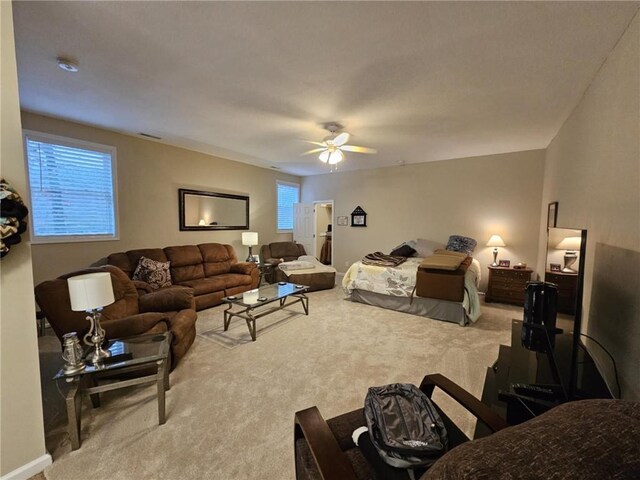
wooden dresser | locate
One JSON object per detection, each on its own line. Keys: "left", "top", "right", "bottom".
{"left": 485, "top": 266, "right": 533, "bottom": 306}
{"left": 545, "top": 270, "right": 578, "bottom": 314}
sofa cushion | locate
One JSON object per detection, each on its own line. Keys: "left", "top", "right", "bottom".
{"left": 270, "top": 242, "right": 304, "bottom": 259}
{"left": 132, "top": 256, "right": 172, "bottom": 290}
{"left": 107, "top": 252, "right": 133, "bottom": 276}
{"left": 199, "top": 243, "right": 234, "bottom": 277}
{"left": 164, "top": 246, "right": 205, "bottom": 283}
{"left": 179, "top": 277, "right": 226, "bottom": 296}
{"left": 216, "top": 273, "right": 253, "bottom": 289}
{"left": 126, "top": 249, "right": 168, "bottom": 274}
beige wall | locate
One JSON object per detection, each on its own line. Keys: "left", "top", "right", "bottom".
{"left": 0, "top": 2, "right": 49, "bottom": 476}
{"left": 20, "top": 112, "right": 300, "bottom": 285}
{"left": 537, "top": 12, "right": 640, "bottom": 398}
{"left": 302, "top": 150, "right": 546, "bottom": 291}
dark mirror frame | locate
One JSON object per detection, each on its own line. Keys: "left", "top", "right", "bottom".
{"left": 178, "top": 188, "right": 249, "bottom": 231}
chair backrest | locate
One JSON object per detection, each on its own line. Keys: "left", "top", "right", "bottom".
{"left": 198, "top": 243, "right": 237, "bottom": 277}
{"left": 35, "top": 265, "right": 139, "bottom": 343}
{"left": 261, "top": 242, "right": 306, "bottom": 262}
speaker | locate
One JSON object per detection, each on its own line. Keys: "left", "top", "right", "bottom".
{"left": 522, "top": 281, "right": 558, "bottom": 352}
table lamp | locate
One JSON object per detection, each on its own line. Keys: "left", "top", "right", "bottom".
{"left": 242, "top": 231, "right": 259, "bottom": 262}
{"left": 556, "top": 236, "right": 581, "bottom": 273}
{"left": 67, "top": 272, "right": 115, "bottom": 364}
{"left": 486, "top": 234, "right": 506, "bottom": 266}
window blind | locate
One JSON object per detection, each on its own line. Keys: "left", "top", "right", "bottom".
{"left": 25, "top": 136, "right": 117, "bottom": 240}
{"left": 277, "top": 181, "right": 299, "bottom": 231}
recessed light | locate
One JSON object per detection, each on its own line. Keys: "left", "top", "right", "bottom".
{"left": 57, "top": 57, "right": 79, "bottom": 73}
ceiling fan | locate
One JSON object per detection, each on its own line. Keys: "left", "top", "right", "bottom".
{"left": 303, "top": 122, "right": 377, "bottom": 165}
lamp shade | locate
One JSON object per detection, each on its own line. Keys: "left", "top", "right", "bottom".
{"left": 242, "top": 232, "right": 258, "bottom": 246}
{"left": 556, "top": 236, "right": 581, "bottom": 251}
{"left": 67, "top": 272, "right": 115, "bottom": 311}
{"left": 486, "top": 234, "right": 506, "bottom": 247}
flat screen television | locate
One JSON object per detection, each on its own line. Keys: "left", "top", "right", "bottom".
{"left": 521, "top": 227, "right": 587, "bottom": 400}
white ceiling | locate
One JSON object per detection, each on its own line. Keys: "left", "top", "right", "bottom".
{"left": 13, "top": 1, "right": 639, "bottom": 176}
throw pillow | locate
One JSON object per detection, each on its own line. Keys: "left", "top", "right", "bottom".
{"left": 132, "top": 256, "right": 172, "bottom": 290}
{"left": 415, "top": 238, "right": 445, "bottom": 258}
{"left": 390, "top": 244, "right": 417, "bottom": 257}
{"left": 445, "top": 235, "right": 477, "bottom": 255}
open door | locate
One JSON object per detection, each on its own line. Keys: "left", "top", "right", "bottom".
{"left": 293, "top": 203, "right": 315, "bottom": 256}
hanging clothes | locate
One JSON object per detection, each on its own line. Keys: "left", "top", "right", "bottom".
{"left": 320, "top": 234, "right": 332, "bottom": 265}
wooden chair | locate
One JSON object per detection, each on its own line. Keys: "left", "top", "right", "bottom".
{"left": 293, "top": 374, "right": 509, "bottom": 480}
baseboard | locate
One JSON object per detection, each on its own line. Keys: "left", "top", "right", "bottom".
{"left": 1, "top": 454, "right": 52, "bottom": 480}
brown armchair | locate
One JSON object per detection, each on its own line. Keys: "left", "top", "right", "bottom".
{"left": 294, "top": 374, "right": 509, "bottom": 480}
{"left": 260, "top": 242, "right": 306, "bottom": 268}
{"left": 35, "top": 265, "right": 197, "bottom": 367}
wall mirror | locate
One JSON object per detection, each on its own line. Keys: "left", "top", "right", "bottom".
{"left": 179, "top": 188, "right": 249, "bottom": 231}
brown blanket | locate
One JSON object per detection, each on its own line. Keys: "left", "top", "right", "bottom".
{"left": 361, "top": 252, "right": 407, "bottom": 267}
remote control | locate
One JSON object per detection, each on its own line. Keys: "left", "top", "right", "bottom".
{"left": 511, "top": 383, "right": 556, "bottom": 399}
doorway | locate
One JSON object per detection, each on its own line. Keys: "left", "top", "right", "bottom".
{"left": 293, "top": 200, "right": 334, "bottom": 266}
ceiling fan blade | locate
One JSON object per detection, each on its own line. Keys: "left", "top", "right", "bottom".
{"left": 341, "top": 145, "right": 377, "bottom": 154}
{"left": 333, "top": 132, "right": 350, "bottom": 146}
{"left": 302, "top": 147, "right": 327, "bottom": 155}
{"left": 305, "top": 140, "right": 327, "bottom": 147}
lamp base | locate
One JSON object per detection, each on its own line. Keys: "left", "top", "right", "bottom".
{"left": 246, "top": 246, "right": 255, "bottom": 262}
{"left": 562, "top": 251, "right": 578, "bottom": 274}
{"left": 491, "top": 248, "right": 499, "bottom": 267}
{"left": 84, "top": 309, "right": 111, "bottom": 365}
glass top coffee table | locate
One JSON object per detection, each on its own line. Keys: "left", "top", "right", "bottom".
{"left": 53, "top": 332, "right": 171, "bottom": 450}
{"left": 222, "top": 282, "right": 309, "bottom": 341}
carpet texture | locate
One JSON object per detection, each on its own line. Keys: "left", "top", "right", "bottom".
{"left": 38, "top": 288, "right": 519, "bottom": 479}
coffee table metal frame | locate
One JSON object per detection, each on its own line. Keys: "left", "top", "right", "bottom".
{"left": 223, "top": 283, "right": 309, "bottom": 341}
{"left": 54, "top": 332, "right": 171, "bottom": 450}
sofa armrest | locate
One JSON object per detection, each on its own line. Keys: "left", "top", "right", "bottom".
{"left": 419, "top": 374, "right": 509, "bottom": 433}
{"left": 103, "top": 312, "right": 169, "bottom": 340}
{"left": 294, "top": 407, "right": 358, "bottom": 480}
{"left": 230, "top": 262, "right": 257, "bottom": 275}
{"left": 138, "top": 287, "right": 195, "bottom": 313}
{"left": 264, "top": 257, "right": 283, "bottom": 267}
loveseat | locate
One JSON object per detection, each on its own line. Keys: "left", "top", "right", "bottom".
{"left": 35, "top": 265, "right": 197, "bottom": 367}
{"left": 260, "top": 242, "right": 336, "bottom": 291}
{"left": 107, "top": 243, "right": 259, "bottom": 310}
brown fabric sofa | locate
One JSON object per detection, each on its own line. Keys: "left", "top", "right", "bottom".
{"left": 35, "top": 265, "right": 197, "bottom": 367}
{"left": 260, "top": 242, "right": 335, "bottom": 291}
{"left": 107, "top": 243, "right": 259, "bottom": 310}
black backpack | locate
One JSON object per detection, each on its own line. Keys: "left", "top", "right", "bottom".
{"left": 364, "top": 383, "right": 449, "bottom": 469}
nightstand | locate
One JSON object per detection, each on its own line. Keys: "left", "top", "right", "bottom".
{"left": 486, "top": 266, "right": 533, "bottom": 306}
{"left": 545, "top": 270, "right": 578, "bottom": 314}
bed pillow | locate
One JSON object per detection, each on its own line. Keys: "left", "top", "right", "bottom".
{"left": 132, "top": 256, "right": 172, "bottom": 290}
{"left": 415, "top": 238, "right": 444, "bottom": 258}
{"left": 445, "top": 235, "right": 477, "bottom": 255}
{"left": 390, "top": 244, "right": 417, "bottom": 257}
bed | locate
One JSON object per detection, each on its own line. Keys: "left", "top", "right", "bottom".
{"left": 342, "top": 257, "right": 482, "bottom": 326}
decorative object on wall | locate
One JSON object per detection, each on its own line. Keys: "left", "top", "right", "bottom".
{"left": 556, "top": 236, "right": 581, "bottom": 273}
{"left": 179, "top": 188, "right": 249, "bottom": 231}
{"left": 350, "top": 206, "right": 367, "bottom": 227}
{"left": 67, "top": 272, "right": 115, "bottom": 365}
{"left": 0, "top": 177, "right": 29, "bottom": 259}
{"left": 547, "top": 201, "right": 558, "bottom": 228}
{"left": 242, "top": 232, "right": 259, "bottom": 262}
{"left": 337, "top": 216, "right": 349, "bottom": 226}
{"left": 486, "top": 234, "right": 506, "bottom": 266}
{"left": 303, "top": 123, "right": 377, "bottom": 170}
{"left": 498, "top": 259, "right": 511, "bottom": 267}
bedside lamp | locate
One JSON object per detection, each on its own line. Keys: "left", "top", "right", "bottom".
{"left": 242, "top": 231, "right": 259, "bottom": 262}
{"left": 67, "top": 272, "right": 115, "bottom": 364}
{"left": 556, "top": 236, "right": 581, "bottom": 273}
{"left": 486, "top": 235, "right": 506, "bottom": 267}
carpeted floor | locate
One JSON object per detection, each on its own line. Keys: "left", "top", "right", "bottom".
{"left": 38, "top": 287, "right": 520, "bottom": 479}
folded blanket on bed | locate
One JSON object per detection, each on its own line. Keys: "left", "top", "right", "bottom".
{"left": 278, "top": 260, "right": 316, "bottom": 272}
{"left": 361, "top": 252, "right": 407, "bottom": 267}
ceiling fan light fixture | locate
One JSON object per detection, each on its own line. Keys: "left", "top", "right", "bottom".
{"left": 319, "top": 150, "right": 330, "bottom": 163}
{"left": 328, "top": 149, "right": 344, "bottom": 165}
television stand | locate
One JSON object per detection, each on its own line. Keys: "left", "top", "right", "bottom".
{"left": 475, "top": 319, "right": 612, "bottom": 438}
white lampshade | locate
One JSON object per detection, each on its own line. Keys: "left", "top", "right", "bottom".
{"left": 67, "top": 272, "right": 115, "bottom": 311}
{"left": 242, "top": 231, "right": 258, "bottom": 246}
{"left": 556, "top": 236, "right": 581, "bottom": 251}
{"left": 486, "top": 235, "right": 506, "bottom": 247}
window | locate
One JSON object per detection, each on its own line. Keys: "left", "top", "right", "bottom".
{"left": 24, "top": 131, "right": 118, "bottom": 243}
{"left": 276, "top": 180, "right": 300, "bottom": 232}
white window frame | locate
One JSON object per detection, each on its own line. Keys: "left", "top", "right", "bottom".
{"left": 23, "top": 130, "right": 120, "bottom": 244}
{"left": 276, "top": 180, "right": 300, "bottom": 233}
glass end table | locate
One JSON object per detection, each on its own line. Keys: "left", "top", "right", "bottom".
{"left": 53, "top": 332, "right": 172, "bottom": 450}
